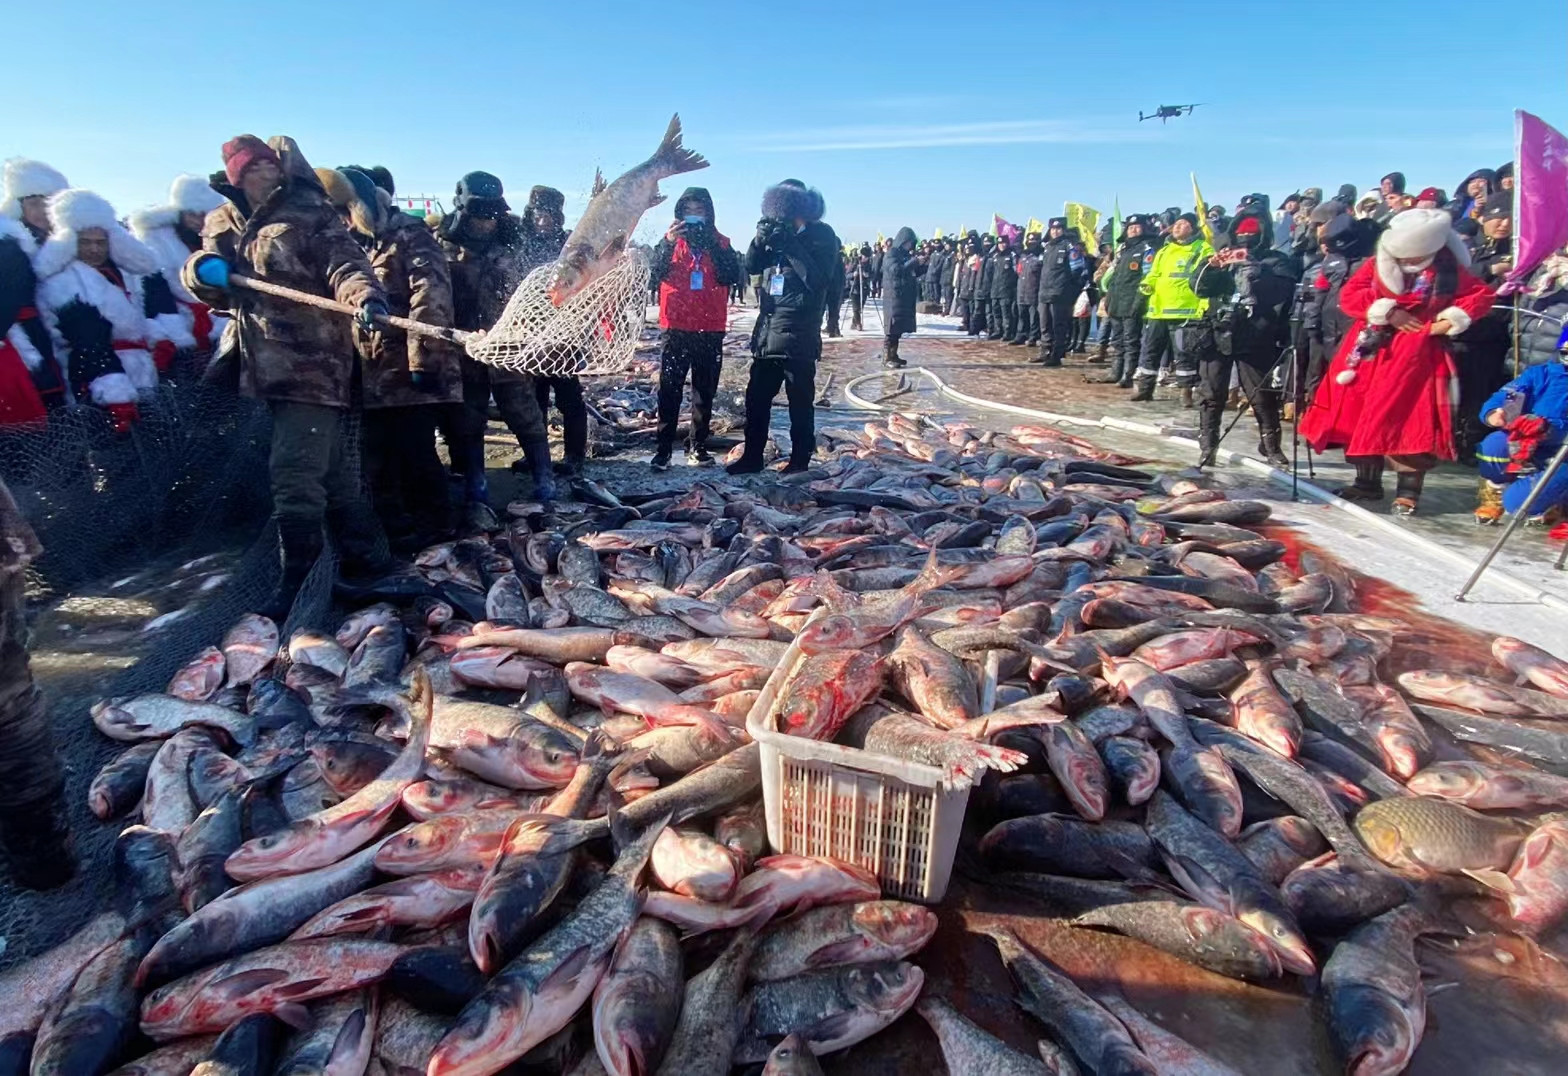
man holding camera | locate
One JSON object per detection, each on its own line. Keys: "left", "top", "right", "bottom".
{"left": 732, "top": 180, "right": 839, "bottom": 475}
{"left": 650, "top": 187, "right": 741, "bottom": 471}
{"left": 1191, "top": 204, "right": 1299, "bottom": 468}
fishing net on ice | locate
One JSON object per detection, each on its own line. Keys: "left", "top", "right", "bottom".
{"left": 464, "top": 250, "right": 651, "bottom": 378}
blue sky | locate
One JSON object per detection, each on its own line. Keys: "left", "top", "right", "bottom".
{"left": 8, "top": 0, "right": 1566, "bottom": 244}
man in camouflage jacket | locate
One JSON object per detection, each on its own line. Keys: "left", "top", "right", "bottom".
{"left": 184, "top": 135, "right": 388, "bottom": 618}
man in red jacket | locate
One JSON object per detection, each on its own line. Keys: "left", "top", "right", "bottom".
{"left": 650, "top": 187, "right": 741, "bottom": 470}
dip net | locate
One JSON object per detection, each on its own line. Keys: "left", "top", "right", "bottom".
{"left": 465, "top": 250, "right": 651, "bottom": 379}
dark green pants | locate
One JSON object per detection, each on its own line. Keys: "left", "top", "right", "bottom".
{"left": 268, "top": 400, "right": 353, "bottom": 527}
{"left": 0, "top": 569, "right": 59, "bottom": 810}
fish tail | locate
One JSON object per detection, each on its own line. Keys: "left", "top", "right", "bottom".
{"left": 653, "top": 113, "right": 709, "bottom": 176}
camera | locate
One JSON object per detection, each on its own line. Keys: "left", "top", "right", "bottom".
{"left": 756, "top": 217, "right": 792, "bottom": 250}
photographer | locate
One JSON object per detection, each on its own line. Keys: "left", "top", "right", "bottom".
{"left": 847, "top": 244, "right": 874, "bottom": 331}
{"left": 649, "top": 187, "right": 741, "bottom": 471}
{"left": 882, "top": 227, "right": 920, "bottom": 369}
{"left": 732, "top": 180, "right": 839, "bottom": 474}
{"left": 1474, "top": 354, "right": 1568, "bottom": 525}
{"left": 1191, "top": 205, "right": 1300, "bottom": 469}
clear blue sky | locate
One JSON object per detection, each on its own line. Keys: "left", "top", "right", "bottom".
{"left": 9, "top": 0, "right": 1566, "bottom": 244}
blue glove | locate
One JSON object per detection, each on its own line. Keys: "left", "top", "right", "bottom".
{"left": 356, "top": 299, "right": 388, "bottom": 332}
{"left": 193, "top": 255, "right": 230, "bottom": 289}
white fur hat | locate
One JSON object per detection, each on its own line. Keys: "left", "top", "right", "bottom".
{"left": 32, "top": 188, "right": 160, "bottom": 279}
{"left": 1379, "top": 208, "right": 1463, "bottom": 261}
{"left": 0, "top": 158, "right": 70, "bottom": 219}
{"left": 168, "top": 174, "right": 224, "bottom": 215}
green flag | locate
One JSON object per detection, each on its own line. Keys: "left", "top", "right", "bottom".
{"left": 1111, "top": 196, "right": 1121, "bottom": 246}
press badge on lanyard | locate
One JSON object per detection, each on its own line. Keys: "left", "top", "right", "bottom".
{"left": 769, "top": 272, "right": 786, "bottom": 297}
{"left": 690, "top": 269, "right": 704, "bottom": 291}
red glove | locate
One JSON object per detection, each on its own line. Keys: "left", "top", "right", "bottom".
{"left": 1313, "top": 272, "right": 1331, "bottom": 292}
{"left": 105, "top": 402, "right": 140, "bottom": 433}
{"left": 1505, "top": 414, "right": 1549, "bottom": 474}
{"left": 152, "top": 340, "right": 177, "bottom": 373}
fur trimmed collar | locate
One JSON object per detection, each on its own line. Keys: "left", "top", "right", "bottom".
{"left": 0, "top": 214, "right": 35, "bottom": 257}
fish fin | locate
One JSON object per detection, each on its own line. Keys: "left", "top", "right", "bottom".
{"left": 652, "top": 113, "right": 709, "bottom": 176}
{"left": 647, "top": 192, "right": 667, "bottom": 210}
{"left": 1462, "top": 867, "right": 1515, "bottom": 894}
{"left": 209, "top": 967, "right": 289, "bottom": 999}
{"left": 805, "top": 937, "right": 872, "bottom": 967}
{"left": 538, "top": 943, "right": 600, "bottom": 997}
{"left": 275, "top": 1002, "right": 314, "bottom": 1030}
{"left": 328, "top": 1008, "right": 369, "bottom": 1065}
{"left": 276, "top": 975, "right": 331, "bottom": 998}
{"left": 590, "top": 167, "right": 607, "bottom": 198}
{"left": 802, "top": 1008, "right": 860, "bottom": 1045}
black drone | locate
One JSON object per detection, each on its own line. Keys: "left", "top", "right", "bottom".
{"left": 1139, "top": 104, "right": 1202, "bottom": 123}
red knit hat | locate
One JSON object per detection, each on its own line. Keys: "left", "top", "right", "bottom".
{"left": 1417, "top": 186, "right": 1442, "bottom": 203}
{"left": 222, "top": 135, "right": 280, "bottom": 186}
{"left": 1234, "top": 216, "right": 1262, "bottom": 236}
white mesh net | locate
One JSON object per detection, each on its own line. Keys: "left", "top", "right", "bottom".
{"left": 464, "top": 250, "right": 652, "bottom": 378}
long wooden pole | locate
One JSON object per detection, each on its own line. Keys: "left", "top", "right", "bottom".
{"left": 229, "top": 273, "right": 476, "bottom": 348}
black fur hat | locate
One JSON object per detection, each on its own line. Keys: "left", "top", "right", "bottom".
{"left": 761, "top": 179, "right": 825, "bottom": 222}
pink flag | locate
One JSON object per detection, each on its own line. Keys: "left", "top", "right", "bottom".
{"left": 992, "top": 215, "right": 1021, "bottom": 244}
{"left": 1504, "top": 109, "right": 1568, "bottom": 294}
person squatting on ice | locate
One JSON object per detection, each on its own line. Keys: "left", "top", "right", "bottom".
{"left": 1474, "top": 355, "right": 1568, "bottom": 527}
{"left": 732, "top": 179, "right": 839, "bottom": 475}
{"left": 650, "top": 186, "right": 740, "bottom": 471}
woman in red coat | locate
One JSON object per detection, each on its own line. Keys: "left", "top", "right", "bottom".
{"left": 1300, "top": 208, "right": 1494, "bottom": 514}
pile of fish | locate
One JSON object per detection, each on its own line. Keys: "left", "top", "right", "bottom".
{"left": 6, "top": 410, "right": 1568, "bottom": 1076}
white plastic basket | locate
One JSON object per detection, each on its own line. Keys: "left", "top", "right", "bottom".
{"left": 744, "top": 615, "right": 970, "bottom": 903}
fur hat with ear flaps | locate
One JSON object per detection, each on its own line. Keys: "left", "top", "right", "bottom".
{"left": 1374, "top": 207, "right": 1469, "bottom": 294}
{"left": 1, "top": 158, "right": 69, "bottom": 220}
{"left": 168, "top": 174, "right": 224, "bottom": 215}
{"left": 32, "top": 189, "right": 160, "bottom": 280}
{"left": 761, "top": 180, "right": 825, "bottom": 223}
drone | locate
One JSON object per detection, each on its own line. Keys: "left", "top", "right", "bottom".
{"left": 1139, "top": 104, "right": 1202, "bottom": 123}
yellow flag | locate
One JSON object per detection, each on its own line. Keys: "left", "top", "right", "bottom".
{"left": 934, "top": 227, "right": 944, "bottom": 239}
{"left": 1190, "top": 173, "right": 1216, "bottom": 245}
{"left": 876, "top": 232, "right": 885, "bottom": 245}
{"left": 1026, "top": 218, "right": 1045, "bottom": 238}
{"left": 1063, "top": 203, "right": 1100, "bottom": 248}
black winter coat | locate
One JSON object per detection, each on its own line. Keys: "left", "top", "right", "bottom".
{"left": 1305, "top": 252, "right": 1365, "bottom": 357}
{"left": 882, "top": 246, "right": 919, "bottom": 334}
{"left": 956, "top": 253, "right": 980, "bottom": 299}
{"left": 1509, "top": 281, "right": 1568, "bottom": 369}
{"left": 924, "top": 252, "right": 947, "bottom": 294}
{"left": 1193, "top": 247, "right": 1299, "bottom": 357}
{"left": 987, "top": 250, "right": 1018, "bottom": 302}
{"left": 0, "top": 229, "right": 64, "bottom": 406}
{"left": 746, "top": 220, "right": 841, "bottom": 361}
{"left": 1016, "top": 250, "right": 1043, "bottom": 303}
{"left": 1037, "top": 237, "right": 1086, "bottom": 302}
{"left": 1104, "top": 237, "right": 1157, "bottom": 318}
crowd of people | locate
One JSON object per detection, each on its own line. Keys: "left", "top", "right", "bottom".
{"left": 836, "top": 167, "right": 1567, "bottom": 525}
{"left": 2, "top": 130, "right": 1568, "bottom": 888}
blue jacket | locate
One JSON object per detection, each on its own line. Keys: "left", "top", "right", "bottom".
{"left": 1481, "top": 361, "right": 1568, "bottom": 439}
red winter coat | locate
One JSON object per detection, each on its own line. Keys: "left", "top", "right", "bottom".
{"left": 1300, "top": 253, "right": 1494, "bottom": 459}
{"left": 658, "top": 235, "right": 733, "bottom": 332}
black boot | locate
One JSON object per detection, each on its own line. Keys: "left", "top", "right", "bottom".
{"left": 0, "top": 790, "right": 75, "bottom": 890}
{"left": 260, "top": 517, "right": 324, "bottom": 622}
{"left": 1128, "top": 379, "right": 1155, "bottom": 402}
{"left": 329, "top": 505, "right": 401, "bottom": 582}
{"left": 524, "top": 441, "right": 558, "bottom": 500}
{"left": 1259, "top": 428, "right": 1290, "bottom": 470}
{"left": 883, "top": 342, "right": 906, "bottom": 370}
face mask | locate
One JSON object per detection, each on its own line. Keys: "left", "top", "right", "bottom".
{"left": 1397, "top": 256, "right": 1434, "bottom": 274}
{"left": 683, "top": 215, "right": 704, "bottom": 225}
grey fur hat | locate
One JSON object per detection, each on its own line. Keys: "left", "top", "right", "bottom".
{"left": 761, "top": 179, "right": 825, "bottom": 222}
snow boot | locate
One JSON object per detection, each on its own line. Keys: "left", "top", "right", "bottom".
{"left": 1474, "top": 480, "right": 1505, "bottom": 525}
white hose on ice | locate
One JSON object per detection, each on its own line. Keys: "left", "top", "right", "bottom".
{"left": 841, "top": 366, "right": 1568, "bottom": 614}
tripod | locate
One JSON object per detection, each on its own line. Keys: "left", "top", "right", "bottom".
{"left": 1209, "top": 340, "right": 1310, "bottom": 499}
